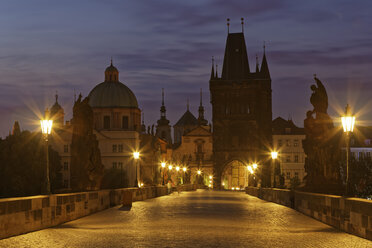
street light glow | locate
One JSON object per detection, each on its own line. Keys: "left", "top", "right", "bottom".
{"left": 247, "top": 165, "right": 253, "bottom": 174}
{"left": 252, "top": 163, "right": 258, "bottom": 169}
{"left": 271, "top": 151, "right": 278, "bottom": 159}
{"left": 176, "top": 166, "right": 180, "bottom": 171}
{"left": 182, "top": 167, "right": 187, "bottom": 172}
{"left": 209, "top": 175, "right": 212, "bottom": 179}
{"left": 40, "top": 120, "right": 53, "bottom": 135}
{"left": 197, "top": 170, "right": 201, "bottom": 175}
{"left": 161, "top": 162, "right": 166, "bottom": 168}
{"left": 168, "top": 165, "right": 173, "bottom": 170}
{"left": 133, "top": 152, "right": 140, "bottom": 160}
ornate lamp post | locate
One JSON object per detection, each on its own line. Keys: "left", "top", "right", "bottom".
{"left": 133, "top": 151, "right": 140, "bottom": 187}
{"left": 271, "top": 151, "right": 278, "bottom": 187}
{"left": 182, "top": 167, "right": 187, "bottom": 184}
{"left": 175, "top": 166, "right": 180, "bottom": 185}
{"left": 341, "top": 104, "right": 355, "bottom": 196}
{"left": 40, "top": 108, "right": 53, "bottom": 195}
{"left": 161, "top": 162, "right": 166, "bottom": 185}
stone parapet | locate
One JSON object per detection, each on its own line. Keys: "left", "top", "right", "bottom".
{"left": 245, "top": 187, "right": 372, "bottom": 241}
{"left": 0, "top": 185, "right": 195, "bottom": 239}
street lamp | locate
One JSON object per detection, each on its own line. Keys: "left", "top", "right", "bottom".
{"left": 341, "top": 104, "right": 355, "bottom": 196}
{"left": 182, "top": 167, "right": 187, "bottom": 184}
{"left": 133, "top": 151, "right": 140, "bottom": 187}
{"left": 271, "top": 151, "right": 278, "bottom": 187}
{"left": 40, "top": 108, "right": 53, "bottom": 195}
{"left": 161, "top": 162, "right": 166, "bottom": 185}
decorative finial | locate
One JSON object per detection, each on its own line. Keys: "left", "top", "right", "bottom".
{"left": 212, "top": 56, "right": 214, "bottom": 66}
{"left": 162, "top": 88, "right": 164, "bottom": 106}
{"left": 55, "top": 91, "right": 58, "bottom": 103}
{"left": 110, "top": 57, "right": 113, "bottom": 66}
{"left": 263, "top": 41, "right": 266, "bottom": 54}
{"left": 227, "top": 18, "right": 230, "bottom": 34}
{"left": 241, "top": 17, "right": 244, "bottom": 33}
{"left": 200, "top": 88, "right": 203, "bottom": 106}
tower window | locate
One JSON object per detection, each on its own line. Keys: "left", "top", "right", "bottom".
{"left": 122, "top": 116, "right": 129, "bottom": 129}
{"left": 104, "top": 116, "right": 110, "bottom": 129}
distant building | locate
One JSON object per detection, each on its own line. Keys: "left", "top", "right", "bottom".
{"left": 347, "top": 126, "right": 372, "bottom": 160}
{"left": 155, "top": 89, "right": 172, "bottom": 145}
{"left": 272, "top": 117, "right": 306, "bottom": 187}
{"left": 173, "top": 104, "right": 198, "bottom": 145}
{"left": 50, "top": 61, "right": 141, "bottom": 188}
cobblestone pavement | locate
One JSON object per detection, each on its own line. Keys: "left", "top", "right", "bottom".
{"left": 0, "top": 190, "right": 371, "bottom": 248}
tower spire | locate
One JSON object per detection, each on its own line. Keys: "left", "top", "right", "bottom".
{"left": 110, "top": 57, "right": 113, "bottom": 66}
{"left": 260, "top": 42, "right": 270, "bottom": 78}
{"left": 215, "top": 64, "right": 218, "bottom": 78}
{"left": 210, "top": 56, "right": 215, "bottom": 80}
{"left": 160, "top": 88, "right": 166, "bottom": 118}
{"left": 241, "top": 17, "right": 244, "bottom": 33}
{"left": 227, "top": 18, "right": 230, "bottom": 34}
{"left": 198, "top": 88, "right": 208, "bottom": 126}
{"left": 55, "top": 91, "right": 58, "bottom": 103}
{"left": 255, "top": 54, "right": 259, "bottom": 73}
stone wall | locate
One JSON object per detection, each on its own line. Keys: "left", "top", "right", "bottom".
{"left": 245, "top": 187, "right": 372, "bottom": 240}
{"left": 0, "top": 185, "right": 196, "bottom": 239}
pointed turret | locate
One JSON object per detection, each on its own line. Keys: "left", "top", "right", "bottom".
{"left": 210, "top": 57, "right": 215, "bottom": 80}
{"left": 155, "top": 88, "right": 172, "bottom": 144}
{"left": 215, "top": 64, "right": 218, "bottom": 78}
{"left": 198, "top": 89, "right": 208, "bottom": 126}
{"left": 255, "top": 54, "right": 259, "bottom": 73}
{"left": 50, "top": 92, "right": 64, "bottom": 130}
{"left": 12, "top": 121, "right": 21, "bottom": 136}
{"left": 260, "top": 44, "right": 270, "bottom": 79}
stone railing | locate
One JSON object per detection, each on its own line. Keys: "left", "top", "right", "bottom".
{"left": 245, "top": 187, "right": 372, "bottom": 241}
{"left": 0, "top": 184, "right": 196, "bottom": 239}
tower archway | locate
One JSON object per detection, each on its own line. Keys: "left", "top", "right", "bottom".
{"left": 221, "top": 160, "right": 248, "bottom": 190}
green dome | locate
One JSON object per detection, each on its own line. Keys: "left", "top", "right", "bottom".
{"left": 88, "top": 81, "right": 138, "bottom": 108}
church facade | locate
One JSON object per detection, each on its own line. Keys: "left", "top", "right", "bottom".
{"left": 209, "top": 30, "right": 272, "bottom": 189}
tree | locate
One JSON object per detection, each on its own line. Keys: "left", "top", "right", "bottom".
{"left": 0, "top": 130, "right": 62, "bottom": 198}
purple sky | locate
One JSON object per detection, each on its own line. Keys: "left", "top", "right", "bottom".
{"left": 1, "top": 0, "right": 372, "bottom": 137}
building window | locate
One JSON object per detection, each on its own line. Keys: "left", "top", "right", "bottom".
{"left": 64, "top": 145, "right": 69, "bottom": 153}
{"left": 294, "top": 172, "right": 299, "bottom": 178}
{"left": 63, "top": 162, "right": 68, "bottom": 171}
{"left": 122, "top": 116, "right": 129, "bottom": 129}
{"left": 112, "top": 144, "right": 117, "bottom": 153}
{"left": 286, "top": 155, "right": 291, "bottom": 162}
{"left": 104, "top": 116, "right": 110, "bottom": 129}
{"left": 278, "top": 140, "right": 282, "bottom": 147}
{"left": 118, "top": 162, "right": 123, "bottom": 168}
{"left": 286, "top": 172, "right": 291, "bottom": 179}
{"left": 113, "top": 162, "right": 117, "bottom": 169}
{"left": 294, "top": 140, "right": 298, "bottom": 147}
{"left": 286, "top": 140, "right": 290, "bottom": 147}
{"left": 294, "top": 155, "right": 299, "bottom": 163}
{"left": 118, "top": 144, "right": 123, "bottom": 153}
{"left": 367, "top": 152, "right": 371, "bottom": 158}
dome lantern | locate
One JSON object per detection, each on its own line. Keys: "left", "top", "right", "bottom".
{"left": 104, "top": 59, "right": 119, "bottom": 82}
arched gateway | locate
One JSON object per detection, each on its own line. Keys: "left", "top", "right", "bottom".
{"left": 221, "top": 160, "right": 248, "bottom": 190}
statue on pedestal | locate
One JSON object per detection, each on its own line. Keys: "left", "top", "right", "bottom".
{"left": 302, "top": 77, "right": 342, "bottom": 193}
{"left": 70, "top": 94, "right": 104, "bottom": 191}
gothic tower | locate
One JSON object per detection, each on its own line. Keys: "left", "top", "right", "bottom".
{"left": 155, "top": 88, "right": 172, "bottom": 144}
{"left": 209, "top": 21, "right": 272, "bottom": 188}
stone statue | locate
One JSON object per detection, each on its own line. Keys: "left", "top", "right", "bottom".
{"left": 70, "top": 94, "right": 104, "bottom": 191}
{"left": 302, "top": 77, "right": 342, "bottom": 193}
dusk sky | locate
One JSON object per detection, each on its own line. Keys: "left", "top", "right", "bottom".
{"left": 1, "top": 0, "right": 372, "bottom": 137}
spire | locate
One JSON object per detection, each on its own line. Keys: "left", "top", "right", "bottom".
{"left": 227, "top": 18, "right": 230, "bottom": 34}
{"left": 260, "top": 42, "right": 270, "bottom": 79}
{"left": 160, "top": 88, "right": 166, "bottom": 118}
{"left": 198, "top": 89, "right": 208, "bottom": 126}
{"left": 110, "top": 57, "right": 113, "bottom": 66}
{"left": 210, "top": 56, "right": 215, "bottom": 80}
{"left": 255, "top": 54, "right": 259, "bottom": 73}
{"left": 241, "top": 17, "right": 244, "bottom": 33}
{"left": 215, "top": 64, "right": 218, "bottom": 78}
{"left": 55, "top": 91, "right": 58, "bottom": 103}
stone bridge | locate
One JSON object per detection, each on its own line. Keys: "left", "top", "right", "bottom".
{"left": 0, "top": 188, "right": 370, "bottom": 247}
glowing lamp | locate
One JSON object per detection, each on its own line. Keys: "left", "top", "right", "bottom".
{"left": 197, "top": 170, "right": 201, "bottom": 175}
{"left": 133, "top": 152, "right": 140, "bottom": 160}
{"left": 271, "top": 151, "right": 278, "bottom": 159}
{"left": 252, "top": 163, "right": 258, "bottom": 169}
{"left": 168, "top": 165, "right": 172, "bottom": 170}
{"left": 176, "top": 166, "right": 180, "bottom": 171}
{"left": 161, "top": 162, "right": 166, "bottom": 168}
{"left": 182, "top": 167, "right": 187, "bottom": 172}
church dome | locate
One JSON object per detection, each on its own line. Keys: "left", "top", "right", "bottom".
{"left": 88, "top": 62, "right": 138, "bottom": 108}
